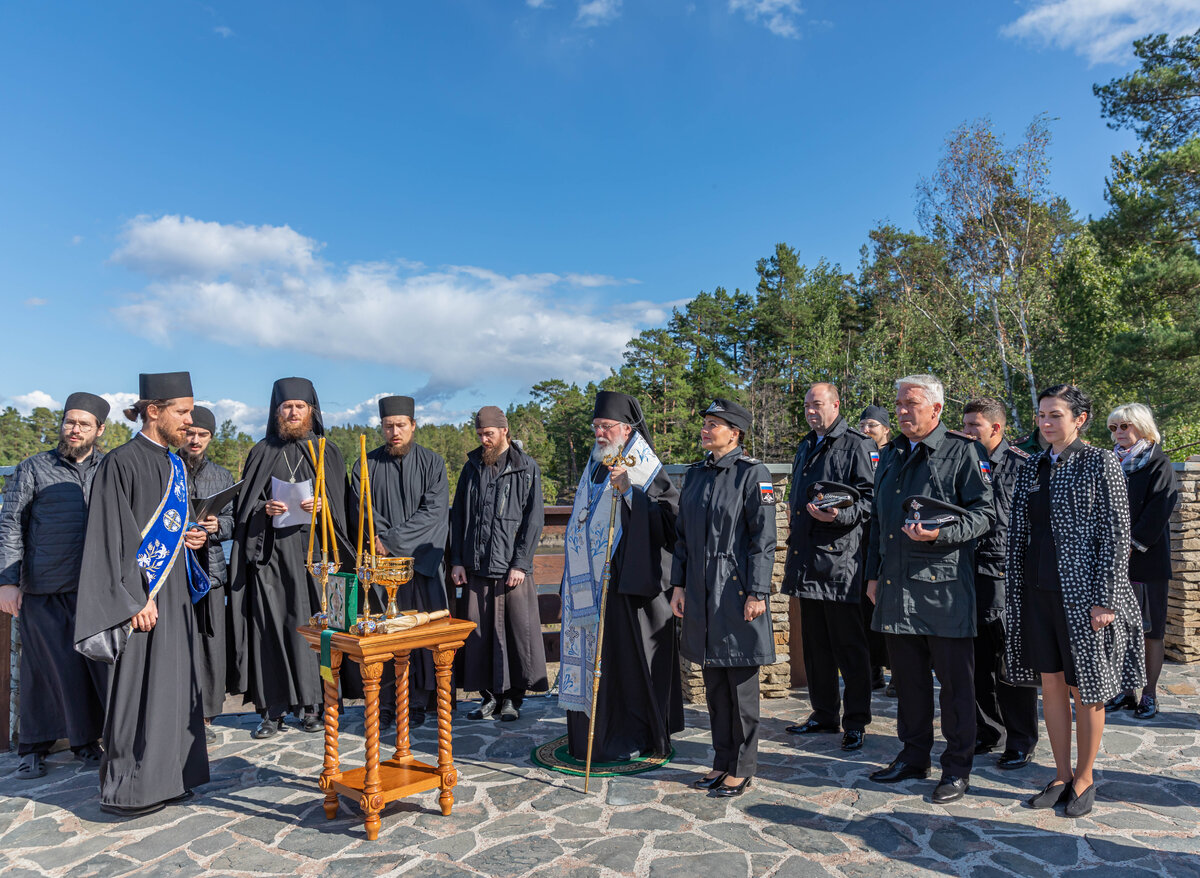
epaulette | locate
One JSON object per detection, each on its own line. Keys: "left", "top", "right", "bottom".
{"left": 737, "top": 455, "right": 762, "bottom": 465}
{"left": 845, "top": 427, "right": 870, "bottom": 441}
{"left": 1005, "top": 445, "right": 1031, "bottom": 460}
{"left": 946, "top": 429, "right": 976, "bottom": 441}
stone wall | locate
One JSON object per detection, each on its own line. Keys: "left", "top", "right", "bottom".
{"left": 1167, "top": 459, "right": 1200, "bottom": 663}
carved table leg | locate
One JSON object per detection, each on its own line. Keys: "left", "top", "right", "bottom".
{"left": 393, "top": 649, "right": 411, "bottom": 761}
{"left": 319, "top": 650, "right": 343, "bottom": 820}
{"left": 360, "top": 659, "right": 384, "bottom": 840}
{"left": 433, "top": 645, "right": 459, "bottom": 816}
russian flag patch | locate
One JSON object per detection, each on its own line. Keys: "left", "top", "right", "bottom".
{"left": 759, "top": 482, "right": 776, "bottom": 505}
{"left": 979, "top": 460, "right": 992, "bottom": 483}
{"left": 869, "top": 449, "right": 880, "bottom": 468}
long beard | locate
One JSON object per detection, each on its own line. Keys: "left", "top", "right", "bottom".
{"left": 181, "top": 448, "right": 206, "bottom": 477}
{"left": 277, "top": 412, "right": 314, "bottom": 441}
{"left": 481, "top": 444, "right": 505, "bottom": 467}
{"left": 386, "top": 437, "right": 413, "bottom": 458}
{"left": 591, "top": 439, "right": 623, "bottom": 463}
{"left": 57, "top": 436, "right": 97, "bottom": 462}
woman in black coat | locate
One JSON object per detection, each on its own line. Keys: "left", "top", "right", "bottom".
{"left": 670, "top": 399, "right": 776, "bottom": 798}
{"left": 1105, "top": 402, "right": 1179, "bottom": 720}
{"left": 1005, "top": 385, "right": 1145, "bottom": 818}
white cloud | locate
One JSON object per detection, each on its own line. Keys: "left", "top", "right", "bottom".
{"left": 10, "top": 391, "right": 60, "bottom": 414}
{"left": 527, "top": 0, "right": 551, "bottom": 7}
{"left": 214, "top": 25, "right": 234, "bottom": 38}
{"left": 24, "top": 297, "right": 47, "bottom": 306}
{"left": 577, "top": 0, "right": 621, "bottom": 28}
{"left": 71, "top": 235, "right": 83, "bottom": 245}
{"left": 729, "top": 0, "right": 805, "bottom": 38}
{"left": 110, "top": 215, "right": 652, "bottom": 402}
{"left": 112, "top": 214, "right": 319, "bottom": 278}
{"left": 1002, "top": 0, "right": 1200, "bottom": 65}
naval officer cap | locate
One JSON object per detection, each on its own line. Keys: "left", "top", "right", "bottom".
{"left": 903, "top": 495, "right": 968, "bottom": 528}
{"left": 139, "top": 371, "right": 193, "bottom": 400}
{"left": 702, "top": 398, "right": 751, "bottom": 433}
{"left": 62, "top": 392, "right": 110, "bottom": 426}
{"left": 807, "top": 480, "right": 860, "bottom": 510}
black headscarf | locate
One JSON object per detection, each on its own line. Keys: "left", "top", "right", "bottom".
{"left": 593, "top": 390, "right": 655, "bottom": 451}
{"left": 267, "top": 377, "right": 324, "bottom": 439}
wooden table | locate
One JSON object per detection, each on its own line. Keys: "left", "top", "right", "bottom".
{"left": 299, "top": 617, "right": 476, "bottom": 840}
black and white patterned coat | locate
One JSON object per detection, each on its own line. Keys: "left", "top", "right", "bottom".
{"left": 1004, "top": 444, "right": 1146, "bottom": 704}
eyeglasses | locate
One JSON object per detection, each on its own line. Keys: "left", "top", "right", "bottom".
{"left": 1107, "top": 422, "right": 1130, "bottom": 433}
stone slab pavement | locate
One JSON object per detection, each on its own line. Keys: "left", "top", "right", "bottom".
{"left": 1, "top": 665, "right": 1199, "bottom": 878}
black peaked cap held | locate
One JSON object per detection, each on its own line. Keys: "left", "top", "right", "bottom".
{"left": 62, "top": 392, "right": 110, "bottom": 425}
{"left": 139, "top": 371, "right": 192, "bottom": 400}
{"left": 903, "top": 495, "right": 968, "bottom": 527}
{"left": 702, "top": 398, "right": 751, "bottom": 434}
{"left": 379, "top": 395, "right": 415, "bottom": 419}
{"left": 807, "top": 480, "right": 860, "bottom": 510}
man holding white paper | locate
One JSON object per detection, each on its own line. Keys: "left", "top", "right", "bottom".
{"left": 228, "top": 378, "right": 352, "bottom": 738}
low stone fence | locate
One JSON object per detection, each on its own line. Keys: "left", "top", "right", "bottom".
{"left": 1167, "top": 459, "right": 1200, "bottom": 662}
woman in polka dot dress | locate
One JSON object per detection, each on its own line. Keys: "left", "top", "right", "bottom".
{"left": 1004, "top": 385, "right": 1146, "bottom": 818}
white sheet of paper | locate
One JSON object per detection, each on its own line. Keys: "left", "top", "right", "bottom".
{"left": 271, "top": 477, "right": 314, "bottom": 529}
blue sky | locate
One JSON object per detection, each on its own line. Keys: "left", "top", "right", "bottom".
{"left": 2, "top": 1, "right": 1198, "bottom": 435}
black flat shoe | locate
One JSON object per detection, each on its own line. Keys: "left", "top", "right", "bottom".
{"left": 869, "top": 758, "right": 931, "bottom": 784}
{"left": 786, "top": 718, "right": 839, "bottom": 735}
{"left": 251, "top": 717, "right": 284, "bottom": 739}
{"left": 1028, "top": 779, "right": 1072, "bottom": 809}
{"left": 841, "top": 730, "right": 865, "bottom": 752}
{"left": 300, "top": 714, "right": 323, "bottom": 733}
{"left": 16, "top": 754, "right": 47, "bottom": 780}
{"left": 468, "top": 698, "right": 498, "bottom": 721}
{"left": 931, "top": 776, "right": 969, "bottom": 804}
{"left": 1134, "top": 696, "right": 1158, "bottom": 720}
{"left": 997, "top": 748, "right": 1035, "bottom": 770}
{"left": 974, "top": 739, "right": 998, "bottom": 755}
{"left": 712, "top": 777, "right": 752, "bottom": 797}
{"left": 499, "top": 699, "right": 519, "bottom": 722}
{"left": 691, "top": 772, "right": 727, "bottom": 790}
{"left": 1065, "top": 782, "right": 1096, "bottom": 817}
{"left": 100, "top": 801, "right": 165, "bottom": 817}
{"left": 884, "top": 683, "right": 897, "bottom": 698}
{"left": 1104, "top": 694, "right": 1137, "bottom": 712}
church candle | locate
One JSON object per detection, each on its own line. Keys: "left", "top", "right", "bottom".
{"left": 357, "top": 434, "right": 367, "bottom": 564}
{"left": 306, "top": 439, "right": 320, "bottom": 567}
{"left": 317, "top": 437, "right": 328, "bottom": 557}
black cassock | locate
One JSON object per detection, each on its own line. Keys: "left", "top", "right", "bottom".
{"left": 74, "top": 434, "right": 209, "bottom": 808}
{"left": 566, "top": 468, "right": 683, "bottom": 762}
{"left": 188, "top": 456, "right": 235, "bottom": 718}
{"left": 351, "top": 443, "right": 449, "bottom": 706}
{"left": 227, "top": 435, "right": 354, "bottom": 717}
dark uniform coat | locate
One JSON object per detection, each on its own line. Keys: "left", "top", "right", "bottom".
{"left": 671, "top": 447, "right": 777, "bottom": 668}
{"left": 188, "top": 456, "right": 235, "bottom": 718}
{"left": 974, "top": 439, "right": 1029, "bottom": 622}
{"left": 866, "top": 423, "right": 994, "bottom": 639}
{"left": 0, "top": 448, "right": 108, "bottom": 749}
{"left": 781, "top": 417, "right": 876, "bottom": 603}
{"left": 1125, "top": 443, "right": 1179, "bottom": 583}
{"left": 1005, "top": 444, "right": 1146, "bottom": 704}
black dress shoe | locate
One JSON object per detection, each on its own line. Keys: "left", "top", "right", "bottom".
{"left": 974, "top": 739, "right": 998, "bottom": 755}
{"left": 869, "top": 758, "right": 931, "bottom": 783}
{"left": 997, "top": 748, "right": 1035, "bottom": 770}
{"left": 251, "top": 717, "right": 285, "bottom": 739}
{"left": 1104, "top": 693, "right": 1137, "bottom": 712}
{"left": 785, "top": 718, "right": 840, "bottom": 735}
{"left": 884, "top": 682, "right": 897, "bottom": 698}
{"left": 691, "top": 772, "right": 727, "bottom": 790}
{"left": 499, "top": 699, "right": 519, "bottom": 721}
{"left": 712, "top": 777, "right": 752, "bottom": 797}
{"left": 468, "top": 698, "right": 498, "bottom": 721}
{"left": 1134, "top": 695, "right": 1158, "bottom": 720}
{"left": 1028, "top": 779, "right": 1072, "bottom": 809}
{"left": 841, "top": 730, "right": 865, "bottom": 751}
{"left": 932, "top": 776, "right": 969, "bottom": 804}
{"left": 300, "top": 714, "right": 323, "bottom": 733}
{"left": 1065, "top": 782, "right": 1096, "bottom": 817}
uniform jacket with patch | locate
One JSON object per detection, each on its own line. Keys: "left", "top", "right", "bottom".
{"left": 974, "top": 439, "right": 1030, "bottom": 622}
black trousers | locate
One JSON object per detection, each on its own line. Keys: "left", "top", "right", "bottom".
{"left": 703, "top": 666, "right": 761, "bottom": 778}
{"left": 974, "top": 617, "right": 1039, "bottom": 752}
{"left": 861, "top": 592, "right": 890, "bottom": 671}
{"left": 800, "top": 598, "right": 872, "bottom": 731}
{"left": 886, "top": 633, "right": 976, "bottom": 777}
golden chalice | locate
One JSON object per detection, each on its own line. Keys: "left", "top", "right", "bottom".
{"left": 309, "top": 559, "right": 340, "bottom": 628}
{"left": 371, "top": 556, "right": 414, "bottom": 620}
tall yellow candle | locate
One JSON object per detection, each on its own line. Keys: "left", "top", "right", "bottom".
{"left": 306, "top": 439, "right": 320, "bottom": 568}
{"left": 364, "top": 440, "right": 376, "bottom": 560}
{"left": 357, "top": 434, "right": 367, "bottom": 565}
{"left": 316, "top": 437, "right": 328, "bottom": 557}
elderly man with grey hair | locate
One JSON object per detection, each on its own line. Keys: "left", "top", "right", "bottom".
{"left": 865, "top": 374, "right": 994, "bottom": 804}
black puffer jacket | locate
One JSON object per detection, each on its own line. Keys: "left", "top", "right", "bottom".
{"left": 188, "top": 456, "right": 236, "bottom": 588}
{"left": 450, "top": 443, "right": 544, "bottom": 578}
{"left": 0, "top": 449, "right": 104, "bottom": 594}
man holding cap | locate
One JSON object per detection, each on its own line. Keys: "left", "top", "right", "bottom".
{"left": 352, "top": 395, "right": 449, "bottom": 727}
{"left": 75, "top": 372, "right": 210, "bottom": 815}
{"left": 0, "top": 392, "right": 111, "bottom": 779}
{"left": 781, "top": 383, "right": 877, "bottom": 752}
{"left": 865, "top": 374, "right": 993, "bottom": 804}
{"left": 451, "top": 406, "right": 547, "bottom": 722}
{"left": 181, "top": 405, "right": 237, "bottom": 740}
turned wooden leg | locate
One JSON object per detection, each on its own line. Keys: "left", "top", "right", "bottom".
{"left": 433, "top": 645, "right": 460, "bottom": 816}
{"left": 319, "top": 650, "right": 343, "bottom": 820}
{"left": 360, "top": 659, "right": 384, "bottom": 840}
{"left": 393, "top": 649, "right": 411, "bottom": 761}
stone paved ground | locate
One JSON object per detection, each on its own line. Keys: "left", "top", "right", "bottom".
{"left": 2, "top": 665, "right": 1199, "bottom": 878}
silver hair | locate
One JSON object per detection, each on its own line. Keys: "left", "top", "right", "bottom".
{"left": 895, "top": 374, "right": 944, "bottom": 407}
{"left": 1107, "top": 402, "right": 1161, "bottom": 444}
